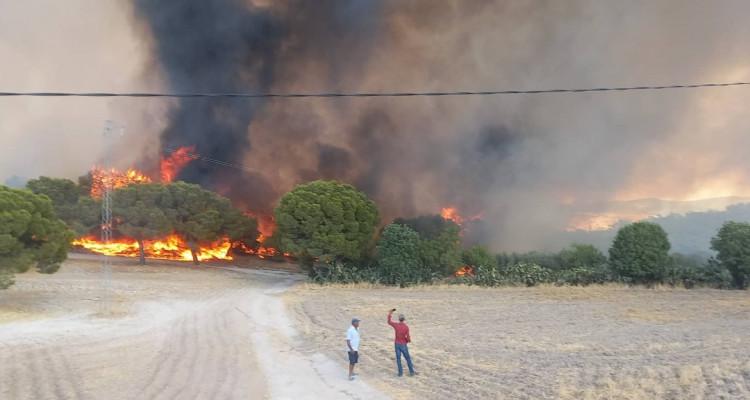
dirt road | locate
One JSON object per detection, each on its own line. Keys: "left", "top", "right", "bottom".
{"left": 0, "top": 258, "right": 387, "bottom": 400}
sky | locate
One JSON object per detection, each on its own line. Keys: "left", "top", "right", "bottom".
{"left": 2, "top": 0, "right": 750, "bottom": 251}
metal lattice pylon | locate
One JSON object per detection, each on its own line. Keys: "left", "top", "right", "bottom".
{"left": 99, "top": 120, "right": 123, "bottom": 312}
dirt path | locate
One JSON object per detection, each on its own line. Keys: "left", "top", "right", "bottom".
{"left": 0, "top": 260, "right": 388, "bottom": 400}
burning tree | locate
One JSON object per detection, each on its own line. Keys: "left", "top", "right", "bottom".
{"left": 163, "top": 181, "right": 255, "bottom": 265}
{"left": 112, "top": 183, "right": 173, "bottom": 265}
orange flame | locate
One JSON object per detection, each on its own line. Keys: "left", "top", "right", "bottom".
{"left": 441, "top": 207, "right": 465, "bottom": 225}
{"left": 160, "top": 146, "right": 196, "bottom": 183}
{"left": 441, "top": 207, "right": 483, "bottom": 226}
{"left": 455, "top": 266, "right": 475, "bottom": 277}
{"left": 90, "top": 167, "right": 151, "bottom": 198}
{"left": 72, "top": 234, "right": 232, "bottom": 262}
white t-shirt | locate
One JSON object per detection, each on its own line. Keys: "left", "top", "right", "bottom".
{"left": 346, "top": 326, "right": 360, "bottom": 351}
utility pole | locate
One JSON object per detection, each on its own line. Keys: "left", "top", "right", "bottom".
{"left": 100, "top": 120, "right": 124, "bottom": 313}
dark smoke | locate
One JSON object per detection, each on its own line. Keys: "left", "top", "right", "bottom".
{"left": 134, "top": 0, "right": 386, "bottom": 214}
{"left": 132, "top": 0, "right": 750, "bottom": 252}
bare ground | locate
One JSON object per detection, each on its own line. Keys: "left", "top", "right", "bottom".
{"left": 285, "top": 284, "right": 750, "bottom": 400}
{"left": 0, "top": 255, "right": 386, "bottom": 400}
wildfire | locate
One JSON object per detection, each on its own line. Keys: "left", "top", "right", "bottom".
{"left": 78, "top": 158, "right": 288, "bottom": 263}
{"left": 440, "top": 206, "right": 482, "bottom": 227}
{"left": 455, "top": 266, "right": 475, "bottom": 277}
{"left": 160, "top": 146, "right": 196, "bottom": 182}
{"left": 90, "top": 167, "right": 151, "bottom": 198}
{"left": 72, "top": 234, "right": 233, "bottom": 262}
{"left": 441, "top": 207, "right": 464, "bottom": 225}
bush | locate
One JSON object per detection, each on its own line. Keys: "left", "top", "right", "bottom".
{"left": 394, "top": 215, "right": 462, "bottom": 276}
{"left": 502, "top": 262, "right": 552, "bottom": 286}
{"left": 710, "top": 221, "right": 750, "bottom": 289}
{"left": 376, "top": 224, "right": 431, "bottom": 286}
{"left": 609, "top": 222, "right": 671, "bottom": 284}
{"left": 555, "top": 266, "right": 610, "bottom": 286}
{"left": 469, "top": 264, "right": 504, "bottom": 287}
{"left": 462, "top": 245, "right": 497, "bottom": 269}
{"left": 310, "top": 260, "right": 382, "bottom": 284}
{"left": 497, "top": 251, "right": 561, "bottom": 271}
{"left": 558, "top": 244, "right": 607, "bottom": 270}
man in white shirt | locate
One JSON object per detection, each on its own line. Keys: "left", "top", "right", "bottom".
{"left": 346, "top": 317, "right": 361, "bottom": 381}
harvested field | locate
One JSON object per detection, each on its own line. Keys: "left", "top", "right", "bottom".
{"left": 0, "top": 255, "right": 386, "bottom": 400}
{"left": 286, "top": 284, "right": 750, "bottom": 399}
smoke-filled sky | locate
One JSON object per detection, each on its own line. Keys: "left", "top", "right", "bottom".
{"left": 2, "top": 0, "right": 750, "bottom": 251}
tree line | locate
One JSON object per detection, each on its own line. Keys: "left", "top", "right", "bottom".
{"left": 272, "top": 181, "right": 750, "bottom": 289}
{"left": 2, "top": 178, "right": 749, "bottom": 290}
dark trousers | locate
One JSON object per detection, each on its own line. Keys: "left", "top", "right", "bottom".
{"left": 395, "top": 343, "right": 415, "bottom": 375}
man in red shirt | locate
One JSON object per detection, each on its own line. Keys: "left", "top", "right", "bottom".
{"left": 387, "top": 309, "right": 417, "bottom": 377}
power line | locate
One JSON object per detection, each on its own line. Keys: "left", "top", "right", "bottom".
{"left": 164, "top": 146, "right": 255, "bottom": 174}
{"left": 2, "top": 81, "right": 750, "bottom": 98}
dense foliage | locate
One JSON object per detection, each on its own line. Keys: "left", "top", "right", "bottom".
{"left": 163, "top": 182, "right": 257, "bottom": 265}
{"left": 376, "top": 224, "right": 430, "bottom": 286}
{"left": 394, "top": 215, "right": 462, "bottom": 275}
{"left": 710, "top": 221, "right": 750, "bottom": 289}
{"left": 26, "top": 176, "right": 99, "bottom": 236}
{"left": 0, "top": 186, "right": 74, "bottom": 289}
{"left": 112, "top": 183, "right": 173, "bottom": 265}
{"left": 275, "top": 180, "right": 379, "bottom": 264}
{"left": 609, "top": 222, "right": 671, "bottom": 284}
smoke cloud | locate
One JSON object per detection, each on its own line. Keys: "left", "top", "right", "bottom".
{"left": 4, "top": 1, "right": 749, "bottom": 252}
{"left": 131, "top": 0, "right": 750, "bottom": 251}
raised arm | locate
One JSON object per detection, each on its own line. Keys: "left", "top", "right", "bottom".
{"left": 387, "top": 310, "right": 396, "bottom": 327}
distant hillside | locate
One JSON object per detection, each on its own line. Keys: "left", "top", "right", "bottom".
{"left": 564, "top": 202, "right": 750, "bottom": 255}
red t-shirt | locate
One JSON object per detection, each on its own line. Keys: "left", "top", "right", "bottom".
{"left": 387, "top": 314, "right": 411, "bottom": 344}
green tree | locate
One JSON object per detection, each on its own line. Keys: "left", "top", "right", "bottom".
{"left": 163, "top": 182, "right": 235, "bottom": 265}
{"left": 394, "top": 215, "right": 462, "bottom": 276}
{"left": 112, "top": 183, "right": 173, "bottom": 265}
{"left": 376, "top": 224, "right": 427, "bottom": 285}
{"left": 27, "top": 176, "right": 99, "bottom": 236}
{"left": 462, "top": 245, "right": 497, "bottom": 269}
{"left": 710, "top": 221, "right": 750, "bottom": 289}
{"left": 0, "top": 186, "right": 74, "bottom": 289}
{"left": 558, "top": 244, "right": 607, "bottom": 270}
{"left": 609, "top": 222, "right": 671, "bottom": 284}
{"left": 275, "top": 180, "right": 379, "bottom": 263}
{"left": 222, "top": 208, "right": 259, "bottom": 254}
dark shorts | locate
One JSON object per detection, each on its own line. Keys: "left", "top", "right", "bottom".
{"left": 348, "top": 351, "right": 359, "bottom": 364}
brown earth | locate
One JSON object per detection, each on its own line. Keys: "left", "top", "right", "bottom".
{"left": 285, "top": 283, "right": 750, "bottom": 399}
{"left": 0, "top": 255, "right": 386, "bottom": 400}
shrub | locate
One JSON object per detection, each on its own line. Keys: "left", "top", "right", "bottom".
{"left": 394, "top": 215, "right": 462, "bottom": 276}
{"left": 555, "top": 266, "right": 610, "bottom": 286}
{"left": 462, "top": 245, "right": 497, "bottom": 269}
{"left": 710, "top": 221, "right": 750, "bottom": 289}
{"left": 609, "top": 222, "right": 671, "bottom": 284}
{"left": 558, "top": 244, "right": 607, "bottom": 270}
{"left": 502, "top": 262, "right": 552, "bottom": 286}
{"left": 376, "top": 224, "right": 431, "bottom": 286}
{"left": 310, "top": 260, "right": 382, "bottom": 284}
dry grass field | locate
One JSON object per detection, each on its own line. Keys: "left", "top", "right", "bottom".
{"left": 286, "top": 284, "right": 750, "bottom": 399}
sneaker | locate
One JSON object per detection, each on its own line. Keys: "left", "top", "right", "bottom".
{"left": 349, "top": 376, "right": 355, "bottom": 381}
{"left": 409, "top": 372, "right": 418, "bottom": 376}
